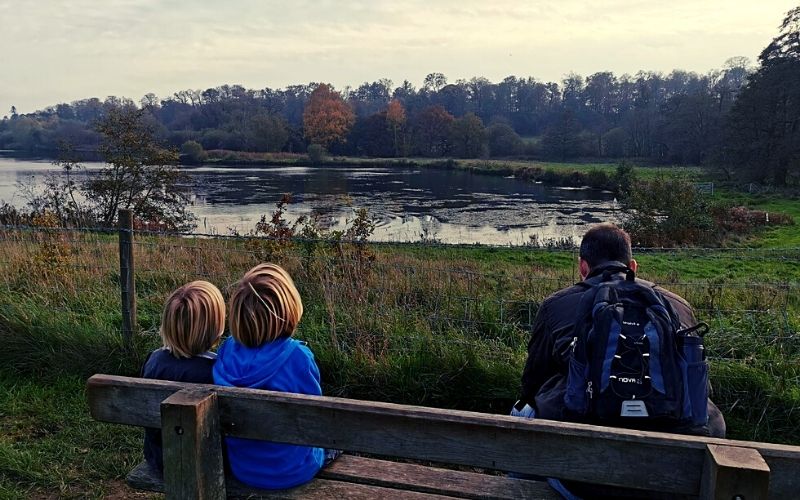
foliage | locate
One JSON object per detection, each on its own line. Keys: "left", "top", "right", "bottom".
{"left": 602, "top": 127, "right": 627, "bottom": 157}
{"left": 307, "top": 143, "right": 328, "bottom": 164}
{"left": 710, "top": 205, "right": 795, "bottom": 234}
{"left": 0, "top": 203, "right": 28, "bottom": 226}
{"left": 722, "top": 7, "right": 800, "bottom": 186}
{"left": 450, "top": 113, "right": 488, "bottom": 158}
{"left": 621, "top": 177, "right": 716, "bottom": 246}
{"left": 541, "top": 110, "right": 582, "bottom": 161}
{"left": 759, "top": 6, "right": 800, "bottom": 64}
{"left": 412, "top": 105, "right": 454, "bottom": 157}
{"left": 18, "top": 153, "right": 93, "bottom": 227}
{"left": 487, "top": 123, "right": 523, "bottom": 157}
{"left": 621, "top": 175, "right": 795, "bottom": 247}
{"left": 303, "top": 84, "right": 355, "bottom": 148}
{"left": 180, "top": 140, "right": 206, "bottom": 162}
{"left": 12, "top": 107, "right": 196, "bottom": 231}
{"left": 349, "top": 112, "right": 394, "bottom": 157}
{"left": 385, "top": 99, "right": 407, "bottom": 157}
{"left": 90, "top": 107, "right": 195, "bottom": 230}
{"left": 0, "top": 62, "right": 759, "bottom": 166}
{"left": 247, "top": 113, "right": 289, "bottom": 152}
{"left": 612, "top": 161, "right": 637, "bottom": 197}
{"left": 242, "top": 194, "right": 377, "bottom": 262}
{"left": 0, "top": 220, "right": 799, "bottom": 495}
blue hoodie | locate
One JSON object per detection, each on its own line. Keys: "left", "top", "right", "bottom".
{"left": 213, "top": 336, "right": 325, "bottom": 489}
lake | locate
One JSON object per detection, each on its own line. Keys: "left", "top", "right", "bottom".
{"left": 0, "top": 157, "right": 619, "bottom": 245}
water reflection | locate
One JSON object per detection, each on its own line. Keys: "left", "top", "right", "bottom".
{"left": 0, "top": 158, "right": 619, "bottom": 245}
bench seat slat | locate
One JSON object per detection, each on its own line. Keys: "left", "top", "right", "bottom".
{"left": 319, "top": 455, "right": 559, "bottom": 499}
{"left": 128, "top": 461, "right": 463, "bottom": 499}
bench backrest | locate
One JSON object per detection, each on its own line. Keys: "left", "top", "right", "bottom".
{"left": 88, "top": 374, "right": 800, "bottom": 499}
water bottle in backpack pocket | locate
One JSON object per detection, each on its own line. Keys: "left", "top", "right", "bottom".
{"left": 678, "top": 324, "right": 710, "bottom": 426}
{"left": 564, "top": 351, "right": 589, "bottom": 415}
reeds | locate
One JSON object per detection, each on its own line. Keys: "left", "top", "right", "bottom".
{"left": 0, "top": 227, "right": 797, "bottom": 442}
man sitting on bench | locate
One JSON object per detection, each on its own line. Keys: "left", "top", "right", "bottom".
{"left": 515, "top": 223, "right": 725, "bottom": 498}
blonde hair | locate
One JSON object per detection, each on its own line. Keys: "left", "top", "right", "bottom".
{"left": 160, "top": 280, "right": 225, "bottom": 358}
{"left": 229, "top": 263, "right": 303, "bottom": 347}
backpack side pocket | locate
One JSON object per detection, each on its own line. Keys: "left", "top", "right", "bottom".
{"left": 564, "top": 357, "right": 590, "bottom": 415}
{"left": 682, "top": 335, "right": 709, "bottom": 425}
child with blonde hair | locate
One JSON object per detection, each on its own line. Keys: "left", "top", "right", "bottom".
{"left": 213, "top": 263, "right": 327, "bottom": 489}
{"left": 141, "top": 280, "right": 225, "bottom": 472}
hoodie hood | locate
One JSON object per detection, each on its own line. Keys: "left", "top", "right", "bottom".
{"left": 213, "top": 336, "right": 300, "bottom": 387}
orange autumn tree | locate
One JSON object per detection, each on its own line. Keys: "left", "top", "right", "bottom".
{"left": 303, "top": 84, "right": 355, "bottom": 149}
{"left": 385, "top": 99, "right": 406, "bottom": 157}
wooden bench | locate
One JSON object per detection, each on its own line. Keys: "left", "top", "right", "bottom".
{"left": 87, "top": 374, "right": 800, "bottom": 499}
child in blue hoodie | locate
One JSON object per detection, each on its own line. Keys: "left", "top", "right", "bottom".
{"left": 213, "top": 263, "right": 326, "bottom": 490}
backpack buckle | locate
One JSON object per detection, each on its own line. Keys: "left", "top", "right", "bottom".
{"left": 621, "top": 400, "right": 649, "bottom": 417}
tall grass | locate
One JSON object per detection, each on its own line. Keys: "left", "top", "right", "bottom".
{"left": 0, "top": 226, "right": 798, "bottom": 495}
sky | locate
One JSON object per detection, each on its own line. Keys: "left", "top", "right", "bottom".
{"left": 1, "top": 0, "right": 797, "bottom": 114}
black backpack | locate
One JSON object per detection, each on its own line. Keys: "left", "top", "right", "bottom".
{"left": 563, "top": 266, "right": 709, "bottom": 428}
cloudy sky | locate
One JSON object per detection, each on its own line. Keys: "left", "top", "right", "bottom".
{"left": 1, "top": 0, "right": 796, "bottom": 114}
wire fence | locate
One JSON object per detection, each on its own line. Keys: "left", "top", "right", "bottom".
{"left": 0, "top": 222, "right": 798, "bottom": 372}
{"left": 0, "top": 220, "right": 797, "bottom": 442}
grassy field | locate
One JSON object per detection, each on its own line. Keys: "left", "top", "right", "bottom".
{"left": 718, "top": 192, "right": 800, "bottom": 248}
{"left": 448, "top": 158, "right": 706, "bottom": 181}
{"left": 0, "top": 374, "right": 148, "bottom": 499}
{"left": 0, "top": 159, "right": 798, "bottom": 497}
{"left": 0, "top": 222, "right": 798, "bottom": 497}
{"left": 198, "top": 150, "right": 706, "bottom": 183}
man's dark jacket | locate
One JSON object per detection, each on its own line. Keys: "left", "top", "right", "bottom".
{"left": 520, "top": 261, "right": 725, "bottom": 438}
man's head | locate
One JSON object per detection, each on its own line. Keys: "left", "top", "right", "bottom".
{"left": 578, "top": 223, "right": 637, "bottom": 279}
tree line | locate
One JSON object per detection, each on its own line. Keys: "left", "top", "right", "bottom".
{"left": 1, "top": 6, "right": 798, "bottom": 184}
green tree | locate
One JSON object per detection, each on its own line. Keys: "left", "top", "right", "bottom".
{"left": 307, "top": 143, "right": 328, "bottom": 164}
{"left": 487, "top": 123, "right": 523, "bottom": 157}
{"left": 248, "top": 113, "right": 289, "bottom": 152}
{"left": 180, "top": 140, "right": 206, "bottom": 162}
{"left": 602, "top": 127, "right": 627, "bottom": 157}
{"left": 422, "top": 73, "right": 448, "bottom": 93}
{"left": 621, "top": 177, "right": 714, "bottom": 246}
{"left": 450, "top": 113, "right": 487, "bottom": 158}
{"left": 723, "top": 7, "right": 800, "bottom": 185}
{"left": 89, "top": 107, "right": 195, "bottom": 229}
{"left": 412, "top": 105, "right": 454, "bottom": 157}
{"left": 541, "top": 110, "right": 582, "bottom": 160}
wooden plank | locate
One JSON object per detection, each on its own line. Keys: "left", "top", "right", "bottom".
{"left": 319, "top": 455, "right": 559, "bottom": 499}
{"left": 700, "top": 444, "right": 770, "bottom": 500}
{"left": 161, "top": 389, "right": 226, "bottom": 500}
{"left": 88, "top": 375, "right": 800, "bottom": 497}
{"left": 126, "top": 461, "right": 454, "bottom": 499}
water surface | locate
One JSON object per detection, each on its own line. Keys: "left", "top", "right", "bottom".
{"left": 0, "top": 158, "right": 619, "bottom": 245}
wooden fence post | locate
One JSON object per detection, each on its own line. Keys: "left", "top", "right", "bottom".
{"left": 700, "top": 444, "right": 770, "bottom": 500}
{"left": 161, "top": 389, "right": 226, "bottom": 500}
{"left": 118, "top": 209, "right": 136, "bottom": 348}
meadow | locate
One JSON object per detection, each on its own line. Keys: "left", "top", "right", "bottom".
{"left": 0, "top": 161, "right": 798, "bottom": 497}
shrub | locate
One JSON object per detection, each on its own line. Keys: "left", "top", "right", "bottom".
{"left": 602, "top": 127, "right": 628, "bottom": 157}
{"left": 585, "top": 168, "right": 610, "bottom": 189}
{"left": 487, "top": 123, "right": 523, "bottom": 157}
{"left": 307, "top": 144, "right": 328, "bottom": 164}
{"left": 612, "top": 162, "right": 636, "bottom": 197}
{"left": 621, "top": 177, "right": 715, "bottom": 246}
{"left": 180, "top": 140, "right": 206, "bottom": 163}
{"left": 711, "top": 205, "right": 795, "bottom": 233}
